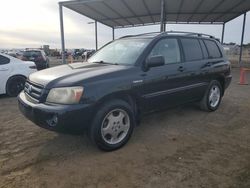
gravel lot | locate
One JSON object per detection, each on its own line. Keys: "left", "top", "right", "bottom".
{"left": 0, "top": 68, "right": 249, "bottom": 188}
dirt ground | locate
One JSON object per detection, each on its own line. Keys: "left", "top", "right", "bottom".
{"left": 0, "top": 68, "right": 249, "bottom": 188}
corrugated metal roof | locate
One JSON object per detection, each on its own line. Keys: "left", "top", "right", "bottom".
{"left": 60, "top": 0, "right": 250, "bottom": 28}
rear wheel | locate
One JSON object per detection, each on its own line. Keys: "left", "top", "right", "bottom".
{"left": 200, "top": 80, "right": 222, "bottom": 111}
{"left": 88, "top": 99, "right": 135, "bottom": 151}
{"left": 6, "top": 76, "right": 26, "bottom": 97}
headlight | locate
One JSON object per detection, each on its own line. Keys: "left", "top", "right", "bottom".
{"left": 46, "top": 86, "right": 84, "bottom": 104}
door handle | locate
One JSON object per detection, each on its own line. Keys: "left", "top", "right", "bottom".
{"left": 205, "top": 62, "right": 212, "bottom": 67}
{"left": 178, "top": 66, "right": 185, "bottom": 72}
{"left": 0, "top": 68, "right": 9, "bottom": 71}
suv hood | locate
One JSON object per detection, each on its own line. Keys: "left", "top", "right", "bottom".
{"left": 28, "top": 62, "right": 129, "bottom": 87}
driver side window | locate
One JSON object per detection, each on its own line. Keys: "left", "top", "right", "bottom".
{"left": 148, "top": 38, "right": 181, "bottom": 64}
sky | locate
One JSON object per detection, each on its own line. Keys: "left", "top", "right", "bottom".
{"left": 0, "top": 0, "right": 249, "bottom": 50}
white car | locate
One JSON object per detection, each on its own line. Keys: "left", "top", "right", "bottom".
{"left": 0, "top": 53, "right": 37, "bottom": 96}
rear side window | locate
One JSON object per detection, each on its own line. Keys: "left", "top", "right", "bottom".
{"left": 199, "top": 40, "right": 208, "bottom": 59}
{"left": 181, "top": 38, "right": 203, "bottom": 61}
{"left": 204, "top": 40, "right": 222, "bottom": 58}
{"left": 149, "top": 38, "right": 181, "bottom": 64}
{"left": 23, "top": 51, "right": 41, "bottom": 57}
{"left": 0, "top": 55, "right": 10, "bottom": 65}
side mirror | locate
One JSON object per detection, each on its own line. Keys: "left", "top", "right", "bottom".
{"left": 145, "top": 55, "right": 165, "bottom": 70}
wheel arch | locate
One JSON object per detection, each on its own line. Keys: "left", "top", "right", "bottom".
{"left": 94, "top": 91, "right": 139, "bottom": 120}
{"left": 213, "top": 75, "right": 225, "bottom": 96}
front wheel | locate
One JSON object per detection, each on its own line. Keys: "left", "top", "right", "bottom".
{"left": 200, "top": 80, "right": 222, "bottom": 111}
{"left": 88, "top": 100, "right": 135, "bottom": 151}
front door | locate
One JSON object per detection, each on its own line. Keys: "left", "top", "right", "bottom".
{"left": 139, "top": 38, "right": 189, "bottom": 112}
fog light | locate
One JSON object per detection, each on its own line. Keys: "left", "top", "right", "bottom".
{"left": 46, "top": 115, "right": 58, "bottom": 127}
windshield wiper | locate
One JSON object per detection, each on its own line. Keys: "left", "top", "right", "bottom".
{"left": 91, "top": 61, "right": 118, "bottom": 65}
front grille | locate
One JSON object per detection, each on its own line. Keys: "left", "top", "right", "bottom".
{"left": 24, "top": 81, "right": 44, "bottom": 102}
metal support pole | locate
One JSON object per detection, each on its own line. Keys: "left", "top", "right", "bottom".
{"left": 239, "top": 13, "right": 246, "bottom": 66}
{"left": 221, "top": 23, "right": 225, "bottom": 44}
{"left": 164, "top": 8, "right": 167, "bottom": 31}
{"left": 160, "top": 0, "right": 165, "bottom": 32}
{"left": 112, "top": 28, "right": 115, "bottom": 40}
{"left": 59, "top": 3, "right": 66, "bottom": 64}
{"left": 95, "top": 21, "right": 98, "bottom": 51}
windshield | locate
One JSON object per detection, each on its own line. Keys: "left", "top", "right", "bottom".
{"left": 88, "top": 38, "right": 151, "bottom": 65}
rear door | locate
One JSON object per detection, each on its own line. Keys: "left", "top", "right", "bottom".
{"left": 179, "top": 37, "right": 210, "bottom": 101}
{"left": 0, "top": 55, "right": 11, "bottom": 94}
{"left": 140, "top": 37, "right": 190, "bottom": 112}
{"left": 203, "top": 39, "right": 225, "bottom": 75}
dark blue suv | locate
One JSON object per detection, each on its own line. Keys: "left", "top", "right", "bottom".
{"left": 18, "top": 32, "right": 232, "bottom": 151}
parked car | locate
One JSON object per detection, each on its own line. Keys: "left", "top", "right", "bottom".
{"left": 0, "top": 53, "right": 37, "bottom": 96}
{"left": 7, "top": 51, "right": 18, "bottom": 58}
{"left": 73, "top": 49, "right": 85, "bottom": 60}
{"left": 18, "top": 32, "right": 232, "bottom": 151}
{"left": 82, "top": 49, "right": 95, "bottom": 60}
{"left": 21, "top": 50, "right": 49, "bottom": 70}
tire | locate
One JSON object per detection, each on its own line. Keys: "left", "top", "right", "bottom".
{"left": 200, "top": 80, "right": 222, "bottom": 112}
{"left": 88, "top": 99, "right": 135, "bottom": 151}
{"left": 6, "top": 76, "right": 26, "bottom": 97}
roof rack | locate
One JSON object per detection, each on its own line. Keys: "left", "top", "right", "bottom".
{"left": 119, "top": 32, "right": 161, "bottom": 39}
{"left": 165, "top": 31, "right": 215, "bottom": 39}
{"left": 119, "top": 31, "right": 217, "bottom": 40}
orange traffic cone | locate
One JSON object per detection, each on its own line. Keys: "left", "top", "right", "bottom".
{"left": 239, "top": 68, "right": 248, "bottom": 85}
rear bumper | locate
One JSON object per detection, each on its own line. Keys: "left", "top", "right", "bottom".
{"left": 18, "top": 91, "right": 94, "bottom": 133}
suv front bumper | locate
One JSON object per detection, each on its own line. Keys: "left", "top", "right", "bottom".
{"left": 18, "top": 91, "right": 94, "bottom": 133}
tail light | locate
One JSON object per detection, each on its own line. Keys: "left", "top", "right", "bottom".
{"left": 36, "top": 55, "right": 45, "bottom": 61}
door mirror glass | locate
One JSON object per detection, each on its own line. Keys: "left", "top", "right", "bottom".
{"left": 146, "top": 55, "right": 165, "bottom": 69}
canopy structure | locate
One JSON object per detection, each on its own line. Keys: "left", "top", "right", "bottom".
{"left": 59, "top": 0, "right": 250, "bottom": 64}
